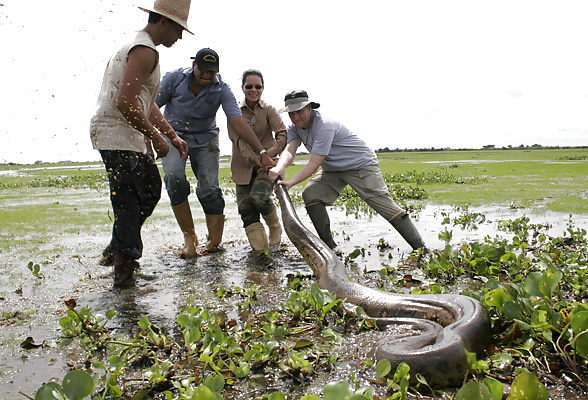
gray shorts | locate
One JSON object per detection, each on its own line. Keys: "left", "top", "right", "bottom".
{"left": 302, "top": 164, "right": 405, "bottom": 221}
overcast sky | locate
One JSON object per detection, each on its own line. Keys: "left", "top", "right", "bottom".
{"left": 1, "top": 0, "right": 587, "bottom": 164}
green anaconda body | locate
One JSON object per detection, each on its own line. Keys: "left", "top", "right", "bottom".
{"left": 275, "top": 184, "right": 491, "bottom": 387}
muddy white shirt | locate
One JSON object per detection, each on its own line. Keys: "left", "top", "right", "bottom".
{"left": 89, "top": 31, "right": 160, "bottom": 153}
{"left": 286, "top": 110, "right": 378, "bottom": 171}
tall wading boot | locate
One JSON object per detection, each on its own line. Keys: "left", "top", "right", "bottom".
{"left": 305, "top": 202, "right": 337, "bottom": 250}
{"left": 262, "top": 208, "right": 282, "bottom": 246}
{"left": 204, "top": 214, "right": 225, "bottom": 252}
{"left": 113, "top": 255, "right": 137, "bottom": 288}
{"left": 245, "top": 222, "right": 269, "bottom": 251}
{"left": 171, "top": 201, "right": 199, "bottom": 258}
{"left": 390, "top": 213, "right": 426, "bottom": 251}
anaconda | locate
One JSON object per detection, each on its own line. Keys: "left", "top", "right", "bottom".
{"left": 275, "top": 183, "right": 491, "bottom": 387}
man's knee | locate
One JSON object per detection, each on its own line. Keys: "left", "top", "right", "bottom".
{"left": 164, "top": 172, "right": 191, "bottom": 205}
{"left": 199, "top": 188, "right": 225, "bottom": 215}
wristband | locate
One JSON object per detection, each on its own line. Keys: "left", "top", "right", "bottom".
{"left": 259, "top": 149, "right": 268, "bottom": 156}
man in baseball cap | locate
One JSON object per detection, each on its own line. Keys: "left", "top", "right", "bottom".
{"left": 269, "top": 90, "right": 426, "bottom": 253}
{"left": 155, "top": 48, "right": 276, "bottom": 257}
{"left": 191, "top": 48, "right": 219, "bottom": 72}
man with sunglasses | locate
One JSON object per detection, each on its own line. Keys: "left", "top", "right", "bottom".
{"left": 268, "top": 90, "right": 426, "bottom": 252}
{"left": 156, "top": 48, "right": 275, "bottom": 258}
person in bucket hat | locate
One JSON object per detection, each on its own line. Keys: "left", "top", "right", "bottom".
{"left": 269, "top": 90, "right": 426, "bottom": 253}
{"left": 155, "top": 49, "right": 276, "bottom": 258}
{"left": 89, "top": 0, "right": 192, "bottom": 288}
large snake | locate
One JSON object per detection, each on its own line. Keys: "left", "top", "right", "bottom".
{"left": 274, "top": 183, "right": 491, "bottom": 387}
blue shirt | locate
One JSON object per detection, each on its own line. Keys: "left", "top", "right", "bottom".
{"left": 287, "top": 110, "right": 378, "bottom": 171}
{"left": 156, "top": 67, "right": 242, "bottom": 144}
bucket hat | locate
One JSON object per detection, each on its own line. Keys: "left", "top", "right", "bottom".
{"left": 278, "top": 90, "right": 320, "bottom": 113}
{"left": 139, "top": 0, "right": 193, "bottom": 34}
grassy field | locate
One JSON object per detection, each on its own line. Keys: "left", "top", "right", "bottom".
{"left": 1, "top": 148, "right": 587, "bottom": 230}
{"left": 273, "top": 148, "right": 588, "bottom": 214}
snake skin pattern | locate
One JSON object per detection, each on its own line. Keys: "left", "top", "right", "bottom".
{"left": 275, "top": 184, "right": 490, "bottom": 387}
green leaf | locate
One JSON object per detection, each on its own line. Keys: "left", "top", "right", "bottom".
{"left": 455, "top": 380, "right": 493, "bottom": 400}
{"left": 203, "top": 373, "right": 224, "bottom": 393}
{"left": 376, "top": 359, "right": 391, "bottom": 378}
{"left": 571, "top": 311, "right": 588, "bottom": 354}
{"left": 483, "top": 377, "right": 504, "bottom": 400}
{"left": 502, "top": 300, "right": 524, "bottom": 321}
{"left": 268, "top": 393, "right": 287, "bottom": 400}
{"left": 35, "top": 382, "right": 65, "bottom": 400}
{"left": 523, "top": 272, "right": 543, "bottom": 297}
{"left": 62, "top": 370, "right": 94, "bottom": 400}
{"left": 485, "top": 288, "right": 511, "bottom": 312}
{"left": 324, "top": 381, "right": 351, "bottom": 400}
{"left": 508, "top": 371, "right": 549, "bottom": 400}
{"left": 190, "top": 384, "right": 223, "bottom": 400}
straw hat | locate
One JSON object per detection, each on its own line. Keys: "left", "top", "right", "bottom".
{"left": 139, "top": 0, "right": 193, "bottom": 34}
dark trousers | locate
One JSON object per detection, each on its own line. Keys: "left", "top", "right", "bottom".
{"left": 100, "top": 150, "right": 162, "bottom": 260}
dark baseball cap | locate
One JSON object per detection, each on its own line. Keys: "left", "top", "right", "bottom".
{"left": 191, "top": 48, "right": 219, "bottom": 72}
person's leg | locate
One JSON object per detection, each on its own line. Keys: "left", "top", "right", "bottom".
{"left": 236, "top": 175, "right": 269, "bottom": 250}
{"left": 162, "top": 136, "right": 198, "bottom": 257}
{"left": 192, "top": 136, "right": 225, "bottom": 252}
{"left": 100, "top": 150, "right": 150, "bottom": 287}
{"left": 302, "top": 171, "right": 345, "bottom": 250}
{"left": 348, "top": 165, "right": 425, "bottom": 251}
{"left": 249, "top": 170, "right": 281, "bottom": 246}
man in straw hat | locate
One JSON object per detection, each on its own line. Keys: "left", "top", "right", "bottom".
{"left": 155, "top": 48, "right": 277, "bottom": 257}
{"left": 90, "top": 0, "right": 192, "bottom": 288}
{"left": 268, "top": 90, "right": 426, "bottom": 252}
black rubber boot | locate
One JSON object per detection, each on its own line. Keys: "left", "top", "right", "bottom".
{"left": 305, "top": 203, "right": 337, "bottom": 250}
{"left": 113, "top": 255, "right": 137, "bottom": 288}
{"left": 390, "top": 213, "right": 426, "bottom": 251}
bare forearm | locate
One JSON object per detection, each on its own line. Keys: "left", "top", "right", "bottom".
{"left": 149, "top": 107, "right": 178, "bottom": 140}
{"left": 117, "top": 100, "right": 161, "bottom": 140}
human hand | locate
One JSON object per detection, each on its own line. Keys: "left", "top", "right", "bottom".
{"left": 152, "top": 133, "right": 170, "bottom": 158}
{"left": 261, "top": 152, "right": 276, "bottom": 169}
{"left": 171, "top": 136, "right": 188, "bottom": 160}
{"left": 267, "top": 166, "right": 283, "bottom": 182}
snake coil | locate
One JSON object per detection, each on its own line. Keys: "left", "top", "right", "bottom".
{"left": 275, "top": 183, "right": 490, "bottom": 387}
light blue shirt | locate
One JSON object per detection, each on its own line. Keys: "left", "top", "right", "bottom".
{"left": 156, "top": 67, "right": 242, "bottom": 144}
{"left": 287, "top": 110, "right": 378, "bottom": 171}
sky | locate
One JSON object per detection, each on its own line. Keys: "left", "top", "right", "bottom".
{"left": 1, "top": 0, "right": 587, "bottom": 164}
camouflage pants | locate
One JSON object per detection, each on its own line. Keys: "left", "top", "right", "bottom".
{"left": 236, "top": 168, "right": 275, "bottom": 228}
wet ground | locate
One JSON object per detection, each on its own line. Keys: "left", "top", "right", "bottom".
{"left": 1, "top": 184, "right": 587, "bottom": 399}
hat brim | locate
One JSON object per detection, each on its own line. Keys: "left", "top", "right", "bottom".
{"left": 278, "top": 101, "right": 319, "bottom": 114}
{"left": 194, "top": 62, "right": 219, "bottom": 72}
{"left": 139, "top": 7, "right": 193, "bottom": 35}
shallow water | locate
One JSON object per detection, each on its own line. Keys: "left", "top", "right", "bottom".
{"left": 0, "top": 184, "right": 587, "bottom": 399}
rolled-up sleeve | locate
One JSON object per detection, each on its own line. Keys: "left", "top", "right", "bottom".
{"left": 220, "top": 83, "right": 242, "bottom": 120}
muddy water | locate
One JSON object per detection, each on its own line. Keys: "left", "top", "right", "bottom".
{"left": 0, "top": 185, "right": 587, "bottom": 399}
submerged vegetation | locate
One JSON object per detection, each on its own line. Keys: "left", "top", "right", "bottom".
{"left": 31, "top": 213, "right": 587, "bottom": 399}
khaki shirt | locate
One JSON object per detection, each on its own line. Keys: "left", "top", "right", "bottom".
{"left": 229, "top": 99, "right": 286, "bottom": 184}
{"left": 89, "top": 31, "right": 160, "bottom": 153}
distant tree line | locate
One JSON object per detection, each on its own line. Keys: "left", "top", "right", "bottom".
{"left": 375, "top": 144, "right": 588, "bottom": 153}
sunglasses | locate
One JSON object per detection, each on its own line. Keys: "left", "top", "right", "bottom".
{"left": 244, "top": 84, "right": 263, "bottom": 90}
